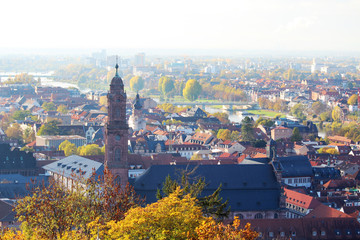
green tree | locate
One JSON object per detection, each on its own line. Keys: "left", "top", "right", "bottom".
{"left": 252, "top": 139, "right": 267, "bottom": 148}
{"left": 211, "top": 112, "right": 230, "bottom": 124}
{"left": 255, "top": 117, "right": 274, "bottom": 128}
{"left": 0, "top": 113, "right": 11, "bottom": 131}
{"left": 183, "top": 79, "right": 202, "bottom": 101}
{"left": 273, "top": 99, "right": 287, "bottom": 112}
{"left": 23, "top": 126, "right": 35, "bottom": 143}
{"left": 57, "top": 104, "right": 68, "bottom": 114}
{"left": 347, "top": 81, "right": 354, "bottom": 89}
{"left": 37, "top": 120, "right": 60, "bottom": 136}
{"left": 158, "top": 76, "right": 165, "bottom": 91}
{"left": 258, "top": 97, "right": 269, "bottom": 109}
{"left": 241, "top": 116, "right": 254, "bottom": 141}
{"left": 318, "top": 147, "right": 339, "bottom": 155}
{"left": 290, "top": 127, "right": 302, "bottom": 142}
{"left": 42, "top": 102, "right": 56, "bottom": 111}
{"left": 58, "top": 140, "right": 77, "bottom": 156}
{"left": 78, "top": 144, "right": 103, "bottom": 156}
{"left": 157, "top": 103, "right": 176, "bottom": 113}
{"left": 4, "top": 73, "right": 35, "bottom": 84}
{"left": 5, "top": 123, "right": 22, "bottom": 140}
{"left": 175, "top": 80, "right": 185, "bottom": 96}
{"left": 320, "top": 111, "right": 332, "bottom": 122}
{"left": 161, "top": 77, "right": 175, "bottom": 97}
{"left": 332, "top": 106, "right": 342, "bottom": 122}
{"left": 12, "top": 110, "right": 31, "bottom": 121}
{"left": 312, "top": 101, "right": 326, "bottom": 115}
{"left": 291, "top": 103, "right": 305, "bottom": 120}
{"left": 347, "top": 94, "right": 358, "bottom": 105}
{"left": 230, "top": 131, "right": 241, "bottom": 141}
{"left": 156, "top": 170, "right": 230, "bottom": 220}
{"left": 217, "top": 129, "right": 231, "bottom": 141}
{"left": 129, "top": 76, "right": 144, "bottom": 92}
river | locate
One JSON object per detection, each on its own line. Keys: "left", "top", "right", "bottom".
{"left": 204, "top": 106, "right": 326, "bottom": 138}
{"left": 204, "top": 106, "right": 260, "bottom": 123}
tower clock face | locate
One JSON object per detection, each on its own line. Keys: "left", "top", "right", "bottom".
{"left": 115, "top": 135, "right": 121, "bottom": 141}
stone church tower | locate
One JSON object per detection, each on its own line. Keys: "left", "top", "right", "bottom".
{"left": 129, "top": 93, "right": 146, "bottom": 131}
{"left": 105, "top": 63, "right": 128, "bottom": 186}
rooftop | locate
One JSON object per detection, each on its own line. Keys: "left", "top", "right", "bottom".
{"left": 43, "top": 155, "right": 104, "bottom": 180}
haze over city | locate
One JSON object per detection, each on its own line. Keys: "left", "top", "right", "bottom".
{"left": 1, "top": 0, "right": 360, "bottom": 55}
{"left": 2, "top": 1, "right": 360, "bottom": 239}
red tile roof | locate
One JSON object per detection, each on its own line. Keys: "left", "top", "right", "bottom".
{"left": 26, "top": 140, "right": 36, "bottom": 147}
{"left": 219, "top": 152, "right": 231, "bottom": 158}
{"left": 305, "top": 204, "right": 353, "bottom": 218}
{"left": 252, "top": 153, "right": 267, "bottom": 158}
{"left": 284, "top": 188, "right": 321, "bottom": 209}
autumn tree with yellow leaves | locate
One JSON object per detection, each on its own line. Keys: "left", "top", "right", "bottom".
{"left": 7, "top": 167, "right": 143, "bottom": 240}
{"left": 106, "top": 188, "right": 258, "bottom": 240}
{"left": 2, "top": 173, "right": 258, "bottom": 240}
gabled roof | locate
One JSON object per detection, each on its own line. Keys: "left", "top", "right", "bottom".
{"left": 0, "top": 200, "right": 13, "bottom": 220}
{"left": 278, "top": 156, "right": 313, "bottom": 177}
{"left": 43, "top": 155, "right": 104, "bottom": 180}
{"left": 323, "top": 179, "right": 356, "bottom": 189}
{"left": 284, "top": 188, "right": 321, "bottom": 209}
{"left": 238, "top": 217, "right": 360, "bottom": 240}
{"left": 0, "top": 174, "right": 48, "bottom": 199}
{"left": 132, "top": 164, "right": 280, "bottom": 212}
{"left": 305, "top": 204, "right": 352, "bottom": 218}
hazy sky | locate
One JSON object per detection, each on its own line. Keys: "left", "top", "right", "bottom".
{"left": 1, "top": 0, "right": 360, "bottom": 52}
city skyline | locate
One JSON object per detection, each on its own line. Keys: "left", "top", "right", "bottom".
{"left": 1, "top": 0, "right": 359, "bottom": 53}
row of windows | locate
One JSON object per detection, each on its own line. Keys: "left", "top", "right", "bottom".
{"left": 287, "top": 177, "right": 311, "bottom": 184}
{"left": 259, "top": 231, "right": 296, "bottom": 238}
{"left": 286, "top": 203, "right": 305, "bottom": 213}
{"left": 176, "top": 147, "right": 201, "bottom": 151}
{"left": 235, "top": 213, "right": 278, "bottom": 219}
{"left": 286, "top": 211, "right": 301, "bottom": 218}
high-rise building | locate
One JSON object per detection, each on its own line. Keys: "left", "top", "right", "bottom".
{"left": 134, "top": 52, "right": 145, "bottom": 67}
{"left": 104, "top": 64, "right": 129, "bottom": 186}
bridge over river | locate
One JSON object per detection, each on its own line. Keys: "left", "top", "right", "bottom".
{"left": 0, "top": 72, "right": 56, "bottom": 78}
{"left": 159, "top": 101, "right": 258, "bottom": 110}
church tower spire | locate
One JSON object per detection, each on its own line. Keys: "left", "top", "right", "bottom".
{"left": 105, "top": 64, "right": 128, "bottom": 186}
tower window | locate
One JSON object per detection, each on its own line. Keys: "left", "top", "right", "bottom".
{"left": 115, "top": 148, "right": 121, "bottom": 162}
{"left": 115, "top": 109, "right": 120, "bottom": 118}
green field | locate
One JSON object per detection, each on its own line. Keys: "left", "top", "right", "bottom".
{"left": 247, "top": 110, "right": 286, "bottom": 118}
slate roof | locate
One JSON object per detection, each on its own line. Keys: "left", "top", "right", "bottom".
{"left": 240, "top": 157, "right": 269, "bottom": 165}
{"left": 0, "top": 174, "right": 48, "bottom": 199}
{"left": 132, "top": 164, "right": 281, "bottom": 212}
{"left": 43, "top": 155, "right": 104, "bottom": 180}
{"left": 0, "top": 200, "right": 14, "bottom": 220}
{"left": 313, "top": 166, "right": 341, "bottom": 180}
{"left": 278, "top": 156, "right": 313, "bottom": 177}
